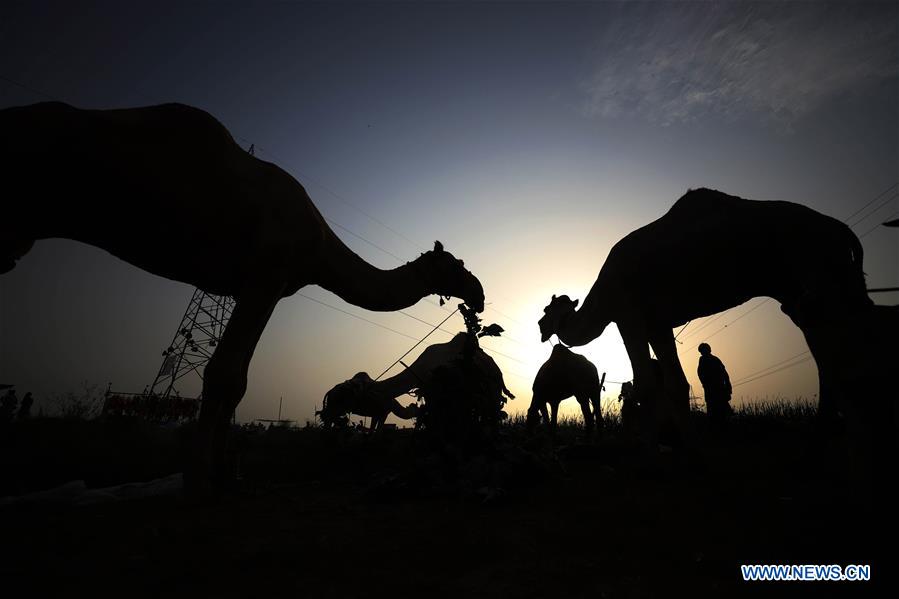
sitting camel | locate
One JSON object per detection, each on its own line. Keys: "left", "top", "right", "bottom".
{"left": 538, "top": 188, "right": 883, "bottom": 442}
{"left": 527, "top": 344, "right": 603, "bottom": 436}
{"left": 1, "top": 102, "right": 485, "bottom": 492}
{"left": 317, "top": 372, "right": 420, "bottom": 430}
{"left": 322, "top": 332, "right": 514, "bottom": 429}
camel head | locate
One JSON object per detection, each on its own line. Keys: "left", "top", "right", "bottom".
{"left": 538, "top": 294, "right": 578, "bottom": 342}
{"left": 416, "top": 241, "right": 485, "bottom": 313}
{"left": 319, "top": 372, "right": 373, "bottom": 426}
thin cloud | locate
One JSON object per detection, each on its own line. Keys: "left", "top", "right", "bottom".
{"left": 582, "top": 2, "right": 898, "bottom": 129}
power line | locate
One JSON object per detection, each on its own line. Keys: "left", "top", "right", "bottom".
{"left": 297, "top": 293, "right": 418, "bottom": 341}
{"left": 730, "top": 350, "right": 811, "bottom": 387}
{"left": 845, "top": 183, "right": 898, "bottom": 226}
{"left": 848, "top": 191, "right": 898, "bottom": 231}
{"left": 323, "top": 217, "right": 407, "bottom": 263}
{"left": 679, "top": 310, "right": 730, "bottom": 340}
{"left": 859, "top": 206, "right": 899, "bottom": 239}
{"left": 732, "top": 356, "right": 814, "bottom": 388}
{"left": 682, "top": 298, "right": 771, "bottom": 353}
{"left": 480, "top": 343, "right": 529, "bottom": 366}
{"left": 0, "top": 74, "right": 58, "bottom": 101}
{"left": 485, "top": 304, "right": 525, "bottom": 327}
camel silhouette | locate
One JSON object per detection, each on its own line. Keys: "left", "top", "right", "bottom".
{"left": 527, "top": 344, "right": 603, "bottom": 436}
{"left": 321, "top": 332, "right": 513, "bottom": 430}
{"left": 538, "top": 188, "right": 877, "bottom": 439}
{"left": 1, "top": 101, "right": 485, "bottom": 492}
{"left": 318, "top": 372, "right": 420, "bottom": 430}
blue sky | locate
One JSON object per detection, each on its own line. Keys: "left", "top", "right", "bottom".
{"left": 1, "top": 1, "right": 896, "bottom": 422}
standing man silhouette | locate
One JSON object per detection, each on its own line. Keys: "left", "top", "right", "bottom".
{"left": 697, "top": 343, "right": 732, "bottom": 428}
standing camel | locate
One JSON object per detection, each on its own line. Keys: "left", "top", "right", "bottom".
{"left": 538, "top": 188, "right": 880, "bottom": 440}
{"left": 320, "top": 332, "right": 514, "bottom": 429}
{"left": 2, "top": 102, "right": 485, "bottom": 492}
{"left": 527, "top": 344, "right": 603, "bottom": 436}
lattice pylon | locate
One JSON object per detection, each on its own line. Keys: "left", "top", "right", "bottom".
{"left": 148, "top": 288, "right": 235, "bottom": 399}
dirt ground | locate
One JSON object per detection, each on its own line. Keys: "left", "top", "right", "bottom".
{"left": 0, "top": 417, "right": 893, "bottom": 598}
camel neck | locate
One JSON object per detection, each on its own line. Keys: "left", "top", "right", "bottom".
{"left": 315, "top": 232, "right": 432, "bottom": 311}
{"left": 372, "top": 368, "right": 420, "bottom": 398}
{"left": 557, "top": 292, "right": 612, "bottom": 347}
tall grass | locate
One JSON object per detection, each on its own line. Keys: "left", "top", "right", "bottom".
{"left": 733, "top": 397, "right": 818, "bottom": 421}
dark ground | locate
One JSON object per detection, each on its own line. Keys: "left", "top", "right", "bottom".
{"left": 0, "top": 411, "right": 893, "bottom": 598}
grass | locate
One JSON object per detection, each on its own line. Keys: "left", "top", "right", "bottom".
{"left": 0, "top": 399, "right": 892, "bottom": 598}
{"left": 0, "top": 398, "right": 826, "bottom": 496}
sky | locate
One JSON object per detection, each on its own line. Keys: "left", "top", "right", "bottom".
{"left": 1, "top": 1, "right": 897, "bottom": 423}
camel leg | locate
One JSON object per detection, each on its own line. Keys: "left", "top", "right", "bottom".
{"left": 799, "top": 325, "right": 843, "bottom": 429}
{"left": 539, "top": 402, "right": 550, "bottom": 429}
{"left": 590, "top": 390, "right": 603, "bottom": 436}
{"left": 617, "top": 319, "right": 654, "bottom": 438}
{"left": 372, "top": 407, "right": 390, "bottom": 431}
{"left": 576, "top": 395, "right": 595, "bottom": 438}
{"left": 550, "top": 401, "right": 559, "bottom": 431}
{"left": 189, "top": 280, "right": 284, "bottom": 495}
{"left": 648, "top": 327, "right": 692, "bottom": 442}
{"left": 647, "top": 328, "right": 691, "bottom": 415}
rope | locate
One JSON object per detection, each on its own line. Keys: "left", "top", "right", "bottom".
{"left": 673, "top": 320, "right": 692, "bottom": 343}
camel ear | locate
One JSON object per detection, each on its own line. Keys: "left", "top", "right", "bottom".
{"left": 552, "top": 294, "right": 557, "bottom": 301}
{"left": 434, "top": 240, "right": 444, "bottom": 252}
{"left": 573, "top": 299, "right": 579, "bottom": 308}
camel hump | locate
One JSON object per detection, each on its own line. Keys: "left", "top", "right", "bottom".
{"left": 3, "top": 102, "right": 239, "bottom": 160}
{"left": 669, "top": 188, "right": 741, "bottom": 214}
{"left": 104, "top": 103, "right": 239, "bottom": 148}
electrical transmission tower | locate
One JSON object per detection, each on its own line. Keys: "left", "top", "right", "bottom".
{"left": 147, "top": 289, "right": 234, "bottom": 399}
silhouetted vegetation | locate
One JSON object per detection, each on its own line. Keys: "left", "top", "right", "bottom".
{"left": 2, "top": 394, "right": 892, "bottom": 596}
{"left": 0, "top": 397, "right": 849, "bottom": 496}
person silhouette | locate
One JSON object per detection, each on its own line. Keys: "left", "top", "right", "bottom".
{"left": 697, "top": 343, "right": 732, "bottom": 427}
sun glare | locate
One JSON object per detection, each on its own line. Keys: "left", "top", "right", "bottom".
{"left": 499, "top": 293, "right": 635, "bottom": 419}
